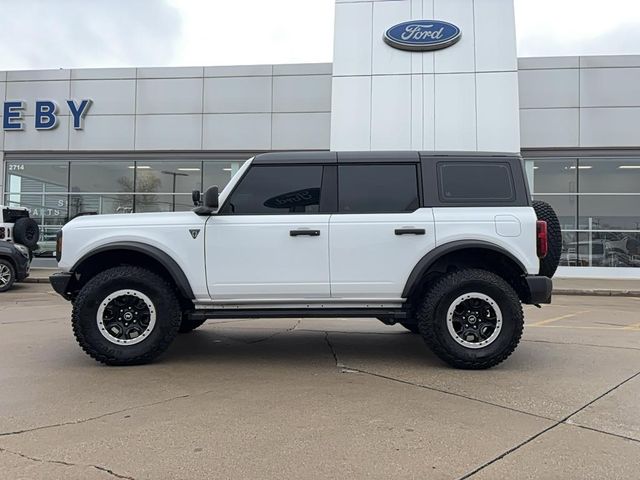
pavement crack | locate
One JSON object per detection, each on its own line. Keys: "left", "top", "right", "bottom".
{"left": 458, "top": 369, "right": 640, "bottom": 479}
{"left": 564, "top": 422, "right": 640, "bottom": 444}
{"left": 348, "top": 367, "right": 552, "bottom": 422}
{"left": 0, "top": 447, "right": 135, "bottom": 479}
{"left": 245, "top": 319, "right": 301, "bottom": 344}
{"left": 324, "top": 331, "right": 341, "bottom": 367}
{"left": 0, "top": 394, "right": 190, "bottom": 438}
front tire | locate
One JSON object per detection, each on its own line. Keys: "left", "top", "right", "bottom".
{"left": 417, "top": 269, "right": 523, "bottom": 370}
{"left": 72, "top": 266, "right": 181, "bottom": 365}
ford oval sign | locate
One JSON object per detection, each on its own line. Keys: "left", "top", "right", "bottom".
{"left": 384, "top": 20, "right": 461, "bottom": 52}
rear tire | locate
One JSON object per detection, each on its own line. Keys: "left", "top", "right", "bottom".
{"left": 0, "top": 259, "right": 16, "bottom": 292}
{"left": 532, "top": 200, "right": 562, "bottom": 278}
{"left": 416, "top": 269, "right": 523, "bottom": 370}
{"left": 72, "top": 266, "right": 181, "bottom": 365}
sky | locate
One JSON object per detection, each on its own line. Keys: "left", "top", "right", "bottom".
{"left": 1, "top": 0, "right": 640, "bottom": 71}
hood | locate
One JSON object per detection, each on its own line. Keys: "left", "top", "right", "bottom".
{"left": 64, "top": 211, "right": 206, "bottom": 230}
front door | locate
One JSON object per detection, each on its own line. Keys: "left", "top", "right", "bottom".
{"left": 206, "top": 163, "right": 331, "bottom": 301}
{"left": 329, "top": 163, "right": 436, "bottom": 299}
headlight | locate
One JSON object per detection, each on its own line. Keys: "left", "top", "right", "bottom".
{"left": 14, "top": 244, "right": 30, "bottom": 258}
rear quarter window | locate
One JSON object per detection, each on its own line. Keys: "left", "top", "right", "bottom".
{"left": 437, "top": 162, "right": 515, "bottom": 203}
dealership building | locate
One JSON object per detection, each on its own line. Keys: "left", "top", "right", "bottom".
{"left": 1, "top": 0, "right": 640, "bottom": 277}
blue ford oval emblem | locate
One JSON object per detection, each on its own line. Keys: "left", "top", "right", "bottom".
{"left": 384, "top": 20, "right": 461, "bottom": 52}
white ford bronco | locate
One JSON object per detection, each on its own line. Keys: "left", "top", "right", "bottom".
{"left": 50, "top": 152, "right": 561, "bottom": 369}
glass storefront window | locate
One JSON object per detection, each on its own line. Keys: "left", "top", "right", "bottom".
{"left": 578, "top": 195, "right": 640, "bottom": 231}
{"left": 135, "top": 161, "right": 202, "bottom": 194}
{"left": 526, "top": 155, "right": 640, "bottom": 268}
{"left": 578, "top": 158, "right": 640, "bottom": 193}
{"left": 68, "top": 194, "right": 134, "bottom": 217}
{"left": 5, "top": 160, "right": 70, "bottom": 256}
{"left": 203, "top": 161, "right": 244, "bottom": 191}
{"left": 530, "top": 158, "right": 577, "bottom": 193}
{"left": 70, "top": 161, "right": 134, "bottom": 193}
{"left": 3, "top": 153, "right": 255, "bottom": 256}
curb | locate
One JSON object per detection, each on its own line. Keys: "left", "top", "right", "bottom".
{"left": 554, "top": 288, "right": 640, "bottom": 298}
{"left": 24, "top": 277, "right": 640, "bottom": 297}
{"left": 24, "top": 277, "right": 51, "bottom": 284}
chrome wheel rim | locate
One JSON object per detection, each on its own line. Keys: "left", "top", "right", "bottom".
{"left": 97, "top": 290, "right": 156, "bottom": 345}
{"left": 0, "top": 264, "right": 11, "bottom": 287}
{"left": 446, "top": 292, "right": 503, "bottom": 349}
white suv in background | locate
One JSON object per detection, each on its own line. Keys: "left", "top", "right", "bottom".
{"left": 50, "top": 152, "right": 561, "bottom": 369}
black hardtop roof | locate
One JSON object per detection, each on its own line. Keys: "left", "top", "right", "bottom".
{"left": 252, "top": 151, "right": 520, "bottom": 164}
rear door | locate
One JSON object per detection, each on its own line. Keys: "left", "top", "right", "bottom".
{"left": 206, "top": 163, "right": 333, "bottom": 301}
{"left": 329, "top": 158, "right": 435, "bottom": 299}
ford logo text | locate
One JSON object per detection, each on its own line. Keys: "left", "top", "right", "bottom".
{"left": 384, "top": 20, "right": 461, "bottom": 52}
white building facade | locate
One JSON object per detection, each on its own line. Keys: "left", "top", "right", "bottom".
{"left": 1, "top": 0, "right": 640, "bottom": 277}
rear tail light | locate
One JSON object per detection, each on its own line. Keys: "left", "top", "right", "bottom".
{"left": 0, "top": 227, "right": 4, "bottom": 239}
{"left": 55, "top": 230, "right": 63, "bottom": 262}
{"left": 536, "top": 220, "right": 548, "bottom": 258}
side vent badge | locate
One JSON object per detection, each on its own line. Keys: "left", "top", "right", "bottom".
{"left": 189, "top": 229, "right": 201, "bottom": 239}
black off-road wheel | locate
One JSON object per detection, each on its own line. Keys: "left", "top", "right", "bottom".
{"left": 0, "top": 259, "right": 16, "bottom": 292}
{"left": 532, "top": 200, "right": 562, "bottom": 278}
{"left": 72, "top": 266, "right": 181, "bottom": 365}
{"left": 13, "top": 217, "right": 40, "bottom": 251}
{"left": 179, "top": 317, "right": 206, "bottom": 333}
{"left": 416, "top": 269, "right": 524, "bottom": 370}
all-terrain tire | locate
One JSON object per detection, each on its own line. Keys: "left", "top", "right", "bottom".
{"left": 0, "top": 259, "right": 16, "bottom": 292}
{"left": 72, "top": 266, "right": 181, "bottom": 365}
{"left": 416, "top": 269, "right": 524, "bottom": 370}
{"left": 13, "top": 217, "right": 40, "bottom": 251}
{"left": 179, "top": 317, "right": 206, "bottom": 333}
{"left": 532, "top": 200, "right": 562, "bottom": 278}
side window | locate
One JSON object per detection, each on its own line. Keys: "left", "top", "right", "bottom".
{"left": 438, "top": 162, "right": 515, "bottom": 203}
{"left": 222, "top": 165, "right": 323, "bottom": 214}
{"left": 338, "top": 164, "right": 419, "bottom": 214}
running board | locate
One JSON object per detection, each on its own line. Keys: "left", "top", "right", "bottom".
{"left": 186, "top": 308, "right": 409, "bottom": 321}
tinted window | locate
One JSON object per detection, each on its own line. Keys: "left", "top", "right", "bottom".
{"left": 223, "top": 165, "right": 323, "bottom": 214}
{"left": 438, "top": 162, "right": 514, "bottom": 202}
{"left": 338, "top": 164, "right": 419, "bottom": 213}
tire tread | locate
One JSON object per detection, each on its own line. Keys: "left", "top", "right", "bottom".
{"left": 72, "top": 266, "right": 181, "bottom": 365}
{"left": 417, "top": 268, "right": 523, "bottom": 370}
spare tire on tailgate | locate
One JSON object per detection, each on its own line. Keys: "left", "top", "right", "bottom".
{"left": 13, "top": 217, "right": 40, "bottom": 251}
{"left": 532, "top": 200, "right": 562, "bottom": 278}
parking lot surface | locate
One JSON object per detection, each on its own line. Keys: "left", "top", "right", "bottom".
{"left": 1, "top": 283, "right": 639, "bottom": 479}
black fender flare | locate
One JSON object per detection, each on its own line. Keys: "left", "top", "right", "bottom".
{"left": 72, "top": 242, "right": 195, "bottom": 299}
{"left": 402, "top": 240, "right": 527, "bottom": 298}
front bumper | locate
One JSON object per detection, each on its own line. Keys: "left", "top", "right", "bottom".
{"left": 525, "top": 275, "right": 553, "bottom": 304}
{"left": 49, "top": 272, "right": 74, "bottom": 301}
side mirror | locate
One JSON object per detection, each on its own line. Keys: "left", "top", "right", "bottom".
{"left": 194, "top": 186, "right": 219, "bottom": 216}
{"left": 192, "top": 190, "right": 201, "bottom": 206}
{"left": 204, "top": 186, "right": 219, "bottom": 209}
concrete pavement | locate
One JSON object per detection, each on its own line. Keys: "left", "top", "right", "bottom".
{"left": 0, "top": 284, "right": 639, "bottom": 479}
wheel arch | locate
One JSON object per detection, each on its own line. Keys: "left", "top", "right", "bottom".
{"left": 71, "top": 242, "right": 195, "bottom": 300}
{"left": 403, "top": 241, "right": 529, "bottom": 300}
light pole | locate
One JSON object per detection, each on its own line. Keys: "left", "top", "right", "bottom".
{"left": 161, "top": 171, "right": 188, "bottom": 212}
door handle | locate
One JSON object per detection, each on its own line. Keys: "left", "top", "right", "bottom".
{"left": 395, "top": 228, "right": 426, "bottom": 236}
{"left": 290, "top": 229, "right": 321, "bottom": 237}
